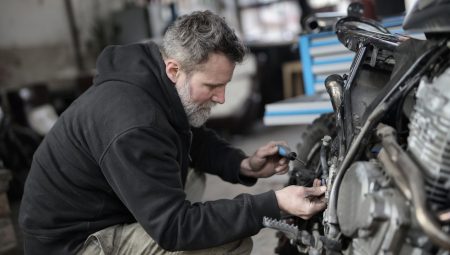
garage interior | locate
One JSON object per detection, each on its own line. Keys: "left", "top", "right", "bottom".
{"left": 2, "top": 0, "right": 444, "bottom": 254}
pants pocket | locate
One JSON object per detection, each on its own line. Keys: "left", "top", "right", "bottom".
{"left": 81, "top": 224, "right": 123, "bottom": 255}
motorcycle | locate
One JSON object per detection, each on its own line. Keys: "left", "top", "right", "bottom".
{"left": 264, "top": 0, "right": 450, "bottom": 254}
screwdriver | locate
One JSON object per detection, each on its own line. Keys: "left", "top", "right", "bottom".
{"left": 276, "top": 145, "right": 306, "bottom": 166}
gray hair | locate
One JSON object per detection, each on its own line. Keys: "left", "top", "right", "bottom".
{"left": 160, "top": 10, "right": 247, "bottom": 74}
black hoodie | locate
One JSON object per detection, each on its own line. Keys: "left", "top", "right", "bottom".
{"left": 19, "top": 42, "right": 280, "bottom": 254}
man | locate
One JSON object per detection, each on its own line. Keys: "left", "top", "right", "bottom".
{"left": 19, "top": 10, "right": 326, "bottom": 255}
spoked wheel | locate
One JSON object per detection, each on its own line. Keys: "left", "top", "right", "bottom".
{"left": 275, "top": 113, "right": 336, "bottom": 255}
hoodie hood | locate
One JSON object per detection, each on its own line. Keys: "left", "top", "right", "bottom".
{"left": 93, "top": 42, "right": 189, "bottom": 131}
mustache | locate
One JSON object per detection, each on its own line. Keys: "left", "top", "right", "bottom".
{"left": 198, "top": 101, "right": 216, "bottom": 110}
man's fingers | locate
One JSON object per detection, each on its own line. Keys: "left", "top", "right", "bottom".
{"left": 275, "top": 161, "right": 288, "bottom": 170}
{"left": 298, "top": 197, "right": 327, "bottom": 220}
{"left": 255, "top": 144, "right": 277, "bottom": 158}
{"left": 278, "top": 158, "right": 288, "bottom": 165}
{"left": 276, "top": 169, "right": 289, "bottom": 175}
{"left": 310, "top": 198, "right": 327, "bottom": 212}
{"left": 304, "top": 186, "right": 326, "bottom": 197}
{"left": 257, "top": 141, "right": 289, "bottom": 158}
{"left": 313, "top": 179, "right": 321, "bottom": 187}
{"left": 275, "top": 165, "right": 289, "bottom": 175}
{"left": 318, "top": 196, "right": 327, "bottom": 203}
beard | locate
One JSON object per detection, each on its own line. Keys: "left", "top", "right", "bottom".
{"left": 176, "top": 79, "right": 216, "bottom": 127}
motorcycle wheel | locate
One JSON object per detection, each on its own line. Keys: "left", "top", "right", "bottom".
{"left": 275, "top": 113, "right": 336, "bottom": 255}
{"left": 294, "top": 113, "right": 336, "bottom": 186}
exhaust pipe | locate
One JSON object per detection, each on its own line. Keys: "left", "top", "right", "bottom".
{"left": 377, "top": 124, "right": 450, "bottom": 250}
{"left": 324, "top": 74, "right": 344, "bottom": 112}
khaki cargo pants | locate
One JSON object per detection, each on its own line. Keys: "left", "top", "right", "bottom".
{"left": 79, "top": 170, "right": 253, "bottom": 255}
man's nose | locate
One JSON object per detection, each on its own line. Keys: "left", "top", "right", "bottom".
{"left": 211, "top": 86, "right": 225, "bottom": 104}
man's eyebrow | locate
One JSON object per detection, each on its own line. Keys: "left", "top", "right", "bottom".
{"left": 204, "top": 82, "right": 229, "bottom": 86}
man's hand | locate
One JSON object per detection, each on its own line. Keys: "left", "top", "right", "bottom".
{"left": 275, "top": 180, "right": 327, "bottom": 219}
{"left": 240, "top": 141, "right": 290, "bottom": 178}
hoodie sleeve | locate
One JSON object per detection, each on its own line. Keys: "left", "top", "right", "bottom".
{"left": 189, "top": 126, "right": 256, "bottom": 186}
{"left": 99, "top": 126, "right": 280, "bottom": 251}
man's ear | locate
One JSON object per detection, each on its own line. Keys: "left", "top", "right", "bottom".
{"left": 165, "top": 59, "right": 179, "bottom": 83}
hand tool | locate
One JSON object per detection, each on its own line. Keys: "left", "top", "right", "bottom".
{"left": 276, "top": 145, "right": 306, "bottom": 166}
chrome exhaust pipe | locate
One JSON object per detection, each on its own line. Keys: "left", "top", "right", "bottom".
{"left": 377, "top": 124, "right": 450, "bottom": 250}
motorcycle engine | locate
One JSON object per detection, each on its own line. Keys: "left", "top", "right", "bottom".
{"left": 336, "top": 161, "right": 411, "bottom": 254}
{"left": 408, "top": 67, "right": 450, "bottom": 211}
{"left": 335, "top": 68, "right": 450, "bottom": 254}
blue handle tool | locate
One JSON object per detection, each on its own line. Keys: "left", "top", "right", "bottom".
{"left": 276, "top": 145, "right": 298, "bottom": 161}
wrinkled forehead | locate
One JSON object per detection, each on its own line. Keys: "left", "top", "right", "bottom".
{"left": 189, "top": 54, "right": 235, "bottom": 84}
{"left": 192, "top": 52, "right": 235, "bottom": 70}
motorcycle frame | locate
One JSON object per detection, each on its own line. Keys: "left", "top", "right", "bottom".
{"left": 322, "top": 16, "right": 450, "bottom": 249}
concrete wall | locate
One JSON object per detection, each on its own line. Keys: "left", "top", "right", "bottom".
{"left": 5, "top": 0, "right": 413, "bottom": 90}
{"left": 0, "top": 0, "right": 236, "bottom": 90}
{"left": 0, "top": 0, "right": 124, "bottom": 89}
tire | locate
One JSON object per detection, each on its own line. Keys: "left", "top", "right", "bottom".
{"left": 293, "top": 113, "right": 336, "bottom": 187}
{"left": 275, "top": 113, "right": 336, "bottom": 255}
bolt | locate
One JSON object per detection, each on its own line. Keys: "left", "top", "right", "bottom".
{"left": 416, "top": 236, "right": 428, "bottom": 247}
